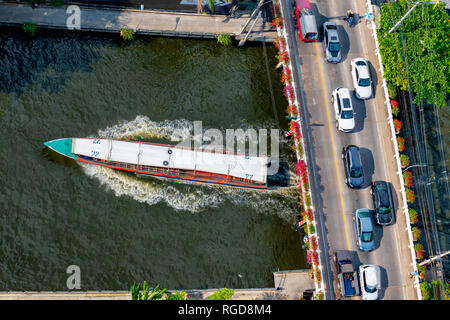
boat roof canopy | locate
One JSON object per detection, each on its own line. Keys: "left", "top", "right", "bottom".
{"left": 72, "top": 138, "right": 268, "bottom": 183}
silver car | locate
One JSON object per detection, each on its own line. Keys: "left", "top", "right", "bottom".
{"left": 359, "top": 264, "right": 381, "bottom": 300}
{"left": 322, "top": 22, "right": 341, "bottom": 63}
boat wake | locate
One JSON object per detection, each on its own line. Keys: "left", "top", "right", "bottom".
{"left": 79, "top": 116, "right": 300, "bottom": 219}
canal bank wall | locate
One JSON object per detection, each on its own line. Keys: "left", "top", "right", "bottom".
{"left": 0, "top": 2, "right": 276, "bottom": 42}
{"left": 0, "top": 270, "right": 315, "bottom": 300}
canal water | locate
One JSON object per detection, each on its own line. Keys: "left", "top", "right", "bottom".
{"left": 0, "top": 27, "right": 306, "bottom": 290}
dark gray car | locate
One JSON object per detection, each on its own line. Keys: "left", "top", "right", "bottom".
{"left": 322, "top": 21, "right": 341, "bottom": 63}
{"left": 342, "top": 145, "right": 364, "bottom": 188}
{"left": 371, "top": 181, "right": 394, "bottom": 225}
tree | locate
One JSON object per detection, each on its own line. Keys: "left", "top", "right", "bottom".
{"left": 377, "top": 1, "right": 450, "bottom": 108}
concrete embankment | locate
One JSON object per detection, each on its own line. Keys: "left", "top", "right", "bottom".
{"left": 0, "top": 270, "right": 314, "bottom": 300}
{"left": 0, "top": 2, "right": 276, "bottom": 42}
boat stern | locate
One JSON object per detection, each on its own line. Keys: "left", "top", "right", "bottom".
{"left": 44, "top": 138, "right": 77, "bottom": 160}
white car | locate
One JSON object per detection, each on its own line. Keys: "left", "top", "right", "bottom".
{"left": 359, "top": 264, "right": 381, "bottom": 300}
{"left": 331, "top": 87, "right": 355, "bottom": 132}
{"left": 351, "top": 58, "right": 372, "bottom": 99}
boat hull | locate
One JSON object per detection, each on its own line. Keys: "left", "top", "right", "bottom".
{"left": 76, "top": 157, "right": 268, "bottom": 189}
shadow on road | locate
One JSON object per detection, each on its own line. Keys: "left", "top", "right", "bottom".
{"left": 367, "top": 59, "right": 379, "bottom": 98}
{"left": 352, "top": 95, "right": 367, "bottom": 133}
{"left": 388, "top": 181, "right": 398, "bottom": 225}
{"left": 360, "top": 147, "right": 374, "bottom": 189}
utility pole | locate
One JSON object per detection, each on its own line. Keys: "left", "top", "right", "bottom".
{"left": 419, "top": 250, "right": 450, "bottom": 266}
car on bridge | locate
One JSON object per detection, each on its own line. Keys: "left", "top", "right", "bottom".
{"left": 342, "top": 145, "right": 363, "bottom": 188}
{"left": 332, "top": 87, "right": 355, "bottom": 132}
{"left": 322, "top": 21, "right": 341, "bottom": 63}
{"left": 353, "top": 208, "right": 375, "bottom": 252}
{"left": 359, "top": 264, "right": 381, "bottom": 300}
{"left": 351, "top": 58, "right": 373, "bottom": 99}
{"left": 334, "top": 250, "right": 360, "bottom": 298}
{"left": 371, "top": 181, "right": 395, "bottom": 226}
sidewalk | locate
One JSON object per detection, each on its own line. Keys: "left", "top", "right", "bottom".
{"left": 0, "top": 2, "right": 276, "bottom": 41}
{"left": 354, "top": 0, "right": 419, "bottom": 300}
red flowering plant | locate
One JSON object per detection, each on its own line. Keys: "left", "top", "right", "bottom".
{"left": 278, "top": 50, "right": 289, "bottom": 64}
{"left": 309, "top": 235, "right": 318, "bottom": 251}
{"left": 283, "top": 84, "right": 295, "bottom": 102}
{"left": 272, "top": 17, "right": 283, "bottom": 29}
{"left": 296, "top": 159, "right": 309, "bottom": 192}
{"left": 400, "top": 154, "right": 410, "bottom": 168}
{"left": 290, "top": 120, "right": 301, "bottom": 139}
{"left": 275, "top": 36, "right": 286, "bottom": 52}
{"left": 394, "top": 119, "right": 402, "bottom": 134}
{"left": 403, "top": 171, "right": 413, "bottom": 188}
{"left": 286, "top": 104, "right": 298, "bottom": 117}
{"left": 405, "top": 188, "right": 416, "bottom": 204}
{"left": 307, "top": 250, "right": 319, "bottom": 265}
{"left": 391, "top": 100, "right": 399, "bottom": 117}
{"left": 397, "top": 136, "right": 406, "bottom": 152}
{"left": 414, "top": 243, "right": 425, "bottom": 260}
{"left": 281, "top": 67, "right": 292, "bottom": 85}
{"left": 314, "top": 268, "right": 321, "bottom": 282}
{"left": 305, "top": 208, "right": 314, "bottom": 221}
{"left": 409, "top": 208, "right": 419, "bottom": 224}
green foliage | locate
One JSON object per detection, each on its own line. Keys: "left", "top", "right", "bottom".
{"left": 51, "top": 0, "right": 63, "bottom": 7}
{"left": 409, "top": 208, "right": 419, "bottom": 224}
{"left": 120, "top": 29, "right": 134, "bottom": 41}
{"left": 208, "top": 288, "right": 234, "bottom": 300}
{"left": 208, "top": 0, "right": 215, "bottom": 13}
{"left": 217, "top": 34, "right": 232, "bottom": 46}
{"left": 166, "top": 290, "right": 188, "bottom": 300}
{"left": 420, "top": 280, "right": 450, "bottom": 300}
{"left": 412, "top": 226, "right": 421, "bottom": 241}
{"left": 400, "top": 154, "right": 410, "bottom": 168}
{"left": 130, "top": 282, "right": 167, "bottom": 300}
{"left": 131, "top": 282, "right": 142, "bottom": 300}
{"left": 377, "top": 1, "right": 450, "bottom": 108}
{"left": 22, "top": 22, "right": 37, "bottom": 36}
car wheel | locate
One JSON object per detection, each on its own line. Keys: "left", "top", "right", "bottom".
{"left": 335, "top": 120, "right": 339, "bottom": 128}
{"left": 345, "top": 178, "right": 348, "bottom": 185}
{"left": 331, "top": 95, "right": 334, "bottom": 104}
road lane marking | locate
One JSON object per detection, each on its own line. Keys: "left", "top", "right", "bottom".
{"left": 314, "top": 42, "right": 352, "bottom": 250}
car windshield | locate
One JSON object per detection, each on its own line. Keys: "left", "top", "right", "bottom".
{"left": 341, "top": 110, "right": 354, "bottom": 119}
{"left": 378, "top": 207, "right": 391, "bottom": 214}
{"left": 329, "top": 42, "right": 340, "bottom": 52}
{"left": 362, "top": 231, "right": 373, "bottom": 242}
{"left": 359, "top": 78, "right": 371, "bottom": 87}
{"left": 350, "top": 167, "right": 363, "bottom": 178}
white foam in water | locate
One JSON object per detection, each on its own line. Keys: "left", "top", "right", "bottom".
{"left": 79, "top": 116, "right": 299, "bottom": 217}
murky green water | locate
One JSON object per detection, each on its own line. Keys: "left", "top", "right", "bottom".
{"left": 0, "top": 28, "right": 306, "bottom": 290}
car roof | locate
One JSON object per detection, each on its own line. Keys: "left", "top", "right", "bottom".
{"left": 354, "top": 59, "right": 370, "bottom": 78}
{"left": 359, "top": 213, "right": 373, "bottom": 231}
{"left": 363, "top": 265, "right": 379, "bottom": 287}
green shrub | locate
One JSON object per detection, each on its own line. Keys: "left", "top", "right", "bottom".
{"left": 22, "top": 22, "right": 37, "bottom": 36}
{"left": 120, "top": 29, "right": 134, "bottom": 41}
{"left": 208, "top": 288, "right": 234, "bottom": 300}
{"left": 217, "top": 34, "right": 232, "bottom": 46}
